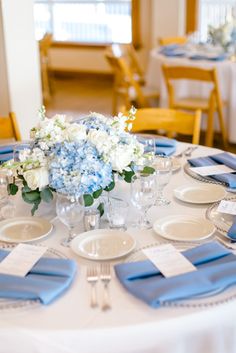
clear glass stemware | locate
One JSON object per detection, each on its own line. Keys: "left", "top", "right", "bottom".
{"left": 153, "top": 155, "right": 172, "bottom": 206}
{"left": 56, "top": 193, "right": 84, "bottom": 247}
{"left": 131, "top": 172, "right": 156, "bottom": 229}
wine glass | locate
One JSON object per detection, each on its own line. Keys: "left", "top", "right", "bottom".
{"left": 56, "top": 193, "right": 84, "bottom": 247}
{"left": 0, "top": 171, "right": 9, "bottom": 202}
{"left": 131, "top": 172, "right": 156, "bottom": 229}
{"left": 153, "top": 155, "right": 172, "bottom": 206}
{"left": 143, "top": 138, "right": 156, "bottom": 165}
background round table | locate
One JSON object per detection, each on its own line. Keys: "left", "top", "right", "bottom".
{"left": 146, "top": 49, "right": 236, "bottom": 144}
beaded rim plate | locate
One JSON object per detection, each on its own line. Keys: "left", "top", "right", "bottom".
{"left": 206, "top": 196, "right": 236, "bottom": 238}
{"left": 124, "top": 241, "right": 236, "bottom": 308}
{"left": 0, "top": 243, "right": 67, "bottom": 312}
{"left": 184, "top": 162, "right": 228, "bottom": 186}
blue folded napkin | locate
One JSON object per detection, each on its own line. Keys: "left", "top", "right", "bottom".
{"left": 0, "top": 152, "right": 13, "bottom": 163}
{"left": 0, "top": 145, "right": 14, "bottom": 154}
{"left": 0, "top": 249, "right": 77, "bottom": 304}
{"left": 115, "top": 242, "right": 236, "bottom": 308}
{"left": 0, "top": 144, "right": 14, "bottom": 163}
{"left": 189, "top": 54, "right": 226, "bottom": 61}
{"left": 188, "top": 152, "right": 236, "bottom": 188}
{"left": 163, "top": 51, "right": 185, "bottom": 57}
{"left": 228, "top": 220, "right": 236, "bottom": 240}
{"left": 137, "top": 136, "right": 177, "bottom": 156}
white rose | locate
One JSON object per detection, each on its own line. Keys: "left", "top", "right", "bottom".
{"left": 23, "top": 167, "right": 49, "bottom": 191}
{"left": 67, "top": 124, "right": 87, "bottom": 142}
{"left": 110, "top": 147, "right": 133, "bottom": 172}
{"left": 88, "top": 129, "right": 109, "bottom": 149}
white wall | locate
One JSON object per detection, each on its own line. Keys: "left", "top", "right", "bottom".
{"left": 0, "top": 0, "right": 42, "bottom": 140}
{"left": 151, "top": 0, "right": 186, "bottom": 47}
{"left": 0, "top": 4, "right": 10, "bottom": 115}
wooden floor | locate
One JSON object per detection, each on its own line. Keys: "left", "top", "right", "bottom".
{"left": 46, "top": 75, "right": 236, "bottom": 153}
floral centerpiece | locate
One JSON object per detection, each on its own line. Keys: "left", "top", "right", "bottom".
{"left": 208, "top": 16, "right": 236, "bottom": 52}
{"left": 3, "top": 108, "right": 151, "bottom": 215}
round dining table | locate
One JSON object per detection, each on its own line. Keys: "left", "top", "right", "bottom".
{"left": 146, "top": 49, "right": 236, "bottom": 144}
{"left": 0, "top": 142, "right": 236, "bottom": 353}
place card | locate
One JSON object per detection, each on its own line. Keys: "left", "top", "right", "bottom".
{"left": 189, "top": 165, "right": 235, "bottom": 176}
{"left": 217, "top": 200, "right": 236, "bottom": 215}
{"left": 0, "top": 244, "right": 47, "bottom": 277}
{"left": 143, "top": 244, "right": 196, "bottom": 278}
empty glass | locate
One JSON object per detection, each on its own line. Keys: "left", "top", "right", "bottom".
{"left": 131, "top": 172, "right": 156, "bottom": 229}
{"left": 107, "top": 196, "right": 129, "bottom": 230}
{"left": 153, "top": 156, "right": 172, "bottom": 206}
{"left": 56, "top": 193, "right": 84, "bottom": 247}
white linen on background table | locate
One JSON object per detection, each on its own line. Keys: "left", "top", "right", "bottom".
{"left": 146, "top": 50, "right": 236, "bottom": 144}
{"left": 0, "top": 143, "right": 236, "bottom": 353}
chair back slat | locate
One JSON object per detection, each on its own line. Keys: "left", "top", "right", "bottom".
{"left": 127, "top": 108, "right": 201, "bottom": 144}
{"left": 158, "top": 36, "right": 187, "bottom": 46}
{"left": 0, "top": 112, "right": 21, "bottom": 141}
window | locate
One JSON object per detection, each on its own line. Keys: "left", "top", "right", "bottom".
{"left": 34, "top": 0, "right": 134, "bottom": 44}
{"left": 199, "top": 0, "right": 236, "bottom": 41}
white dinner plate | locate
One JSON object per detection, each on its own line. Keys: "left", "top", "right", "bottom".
{"left": 174, "top": 184, "right": 226, "bottom": 204}
{"left": 0, "top": 217, "right": 53, "bottom": 243}
{"left": 70, "top": 229, "right": 136, "bottom": 260}
{"left": 153, "top": 215, "right": 216, "bottom": 241}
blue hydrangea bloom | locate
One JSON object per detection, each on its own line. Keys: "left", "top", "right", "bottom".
{"left": 49, "top": 141, "right": 113, "bottom": 197}
{"left": 79, "top": 115, "right": 111, "bottom": 133}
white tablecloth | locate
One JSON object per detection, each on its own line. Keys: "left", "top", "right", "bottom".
{"left": 146, "top": 50, "right": 236, "bottom": 143}
{"left": 1, "top": 143, "right": 236, "bottom": 353}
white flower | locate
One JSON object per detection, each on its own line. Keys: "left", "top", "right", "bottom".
{"left": 66, "top": 124, "right": 87, "bottom": 142}
{"left": 23, "top": 167, "right": 49, "bottom": 191}
{"left": 109, "top": 146, "right": 134, "bottom": 172}
{"left": 88, "top": 129, "right": 109, "bottom": 149}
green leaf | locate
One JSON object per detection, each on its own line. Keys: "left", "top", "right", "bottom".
{"left": 104, "top": 180, "right": 115, "bottom": 192}
{"left": 97, "top": 202, "right": 104, "bottom": 217}
{"left": 93, "top": 188, "right": 103, "bottom": 199}
{"left": 22, "top": 184, "right": 31, "bottom": 193}
{"left": 40, "top": 188, "right": 53, "bottom": 203}
{"left": 123, "top": 170, "right": 135, "bottom": 183}
{"left": 8, "top": 183, "right": 18, "bottom": 196}
{"left": 22, "top": 191, "right": 40, "bottom": 204}
{"left": 141, "top": 166, "right": 155, "bottom": 175}
{"left": 31, "top": 199, "right": 41, "bottom": 216}
{"left": 83, "top": 194, "right": 94, "bottom": 207}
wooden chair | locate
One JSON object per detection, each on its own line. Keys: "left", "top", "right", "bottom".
{"left": 39, "top": 33, "right": 53, "bottom": 104}
{"left": 127, "top": 108, "right": 201, "bottom": 145}
{"left": 105, "top": 47, "right": 159, "bottom": 115}
{"left": 158, "top": 36, "right": 188, "bottom": 46}
{"left": 162, "top": 65, "right": 228, "bottom": 148}
{"left": 111, "top": 43, "right": 145, "bottom": 84}
{"left": 0, "top": 112, "right": 21, "bottom": 141}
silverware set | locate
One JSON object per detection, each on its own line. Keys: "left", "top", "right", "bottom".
{"left": 175, "top": 146, "right": 198, "bottom": 158}
{"left": 86, "top": 263, "right": 112, "bottom": 310}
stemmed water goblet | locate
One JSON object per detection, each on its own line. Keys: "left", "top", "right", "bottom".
{"left": 153, "top": 155, "right": 172, "bottom": 206}
{"left": 143, "top": 137, "right": 156, "bottom": 165}
{"left": 131, "top": 172, "right": 156, "bottom": 229}
{"left": 56, "top": 193, "right": 84, "bottom": 247}
{"left": 0, "top": 171, "right": 16, "bottom": 219}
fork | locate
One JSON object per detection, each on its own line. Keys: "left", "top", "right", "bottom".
{"left": 86, "top": 266, "right": 98, "bottom": 308}
{"left": 100, "top": 263, "right": 112, "bottom": 311}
